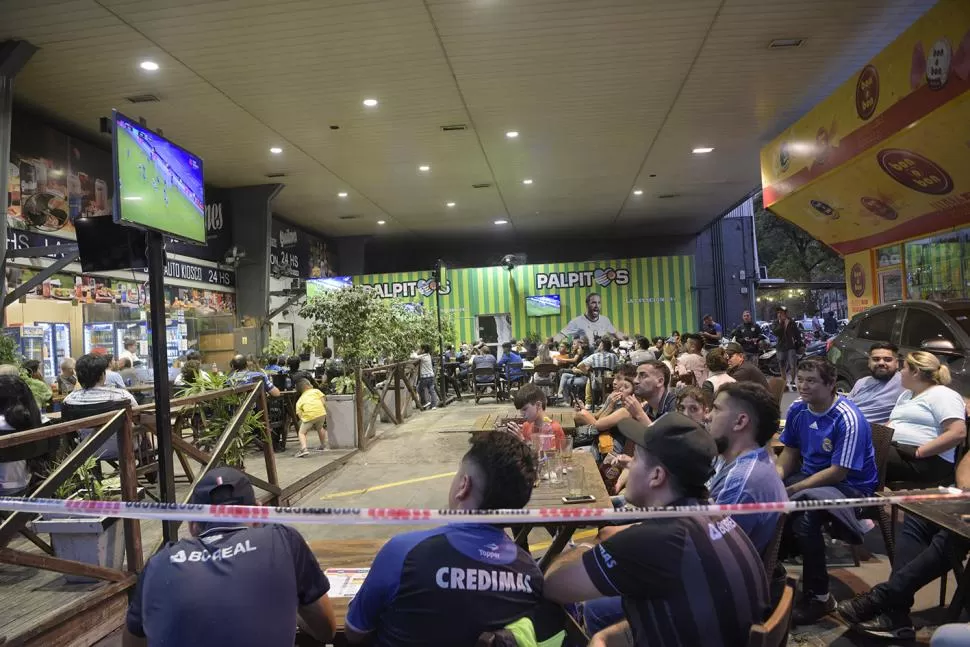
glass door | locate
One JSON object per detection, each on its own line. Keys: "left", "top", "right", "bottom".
{"left": 878, "top": 270, "right": 903, "bottom": 303}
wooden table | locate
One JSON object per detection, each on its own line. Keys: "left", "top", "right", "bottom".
{"left": 882, "top": 490, "right": 970, "bottom": 621}
{"left": 467, "top": 411, "right": 576, "bottom": 434}
{"left": 305, "top": 538, "right": 388, "bottom": 639}
{"left": 519, "top": 450, "right": 612, "bottom": 570}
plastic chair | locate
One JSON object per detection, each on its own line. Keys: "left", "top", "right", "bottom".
{"left": 851, "top": 422, "right": 895, "bottom": 566}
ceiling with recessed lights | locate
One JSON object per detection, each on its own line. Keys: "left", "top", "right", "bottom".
{"left": 1, "top": 0, "right": 934, "bottom": 238}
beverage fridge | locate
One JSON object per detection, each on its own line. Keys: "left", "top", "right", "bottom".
{"left": 115, "top": 321, "right": 149, "bottom": 361}
{"left": 35, "top": 322, "right": 71, "bottom": 382}
{"left": 83, "top": 322, "right": 115, "bottom": 355}
{"left": 3, "top": 325, "right": 46, "bottom": 365}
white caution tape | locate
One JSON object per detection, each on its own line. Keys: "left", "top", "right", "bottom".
{"left": 0, "top": 487, "right": 965, "bottom": 527}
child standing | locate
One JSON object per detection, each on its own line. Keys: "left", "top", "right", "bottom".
{"left": 295, "top": 379, "right": 328, "bottom": 457}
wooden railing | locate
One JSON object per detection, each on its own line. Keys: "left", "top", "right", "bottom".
{"left": 357, "top": 360, "right": 421, "bottom": 447}
{"left": 0, "top": 381, "right": 280, "bottom": 574}
{"left": 0, "top": 408, "right": 143, "bottom": 582}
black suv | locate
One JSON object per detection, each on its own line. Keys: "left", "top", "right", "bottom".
{"left": 827, "top": 300, "right": 970, "bottom": 397}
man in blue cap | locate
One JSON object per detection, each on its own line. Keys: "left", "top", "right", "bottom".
{"left": 123, "top": 467, "right": 335, "bottom": 647}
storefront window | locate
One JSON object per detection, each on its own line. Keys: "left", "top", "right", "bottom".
{"left": 905, "top": 229, "right": 967, "bottom": 301}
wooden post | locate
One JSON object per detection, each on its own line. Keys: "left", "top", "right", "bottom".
{"left": 256, "top": 383, "right": 279, "bottom": 495}
{"left": 116, "top": 412, "right": 143, "bottom": 572}
{"left": 355, "top": 368, "right": 365, "bottom": 449}
{"left": 394, "top": 363, "right": 402, "bottom": 423}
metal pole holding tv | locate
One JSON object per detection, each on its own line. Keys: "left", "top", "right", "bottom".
{"left": 146, "top": 231, "right": 177, "bottom": 542}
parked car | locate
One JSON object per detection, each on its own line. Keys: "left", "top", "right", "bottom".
{"left": 827, "top": 300, "right": 970, "bottom": 396}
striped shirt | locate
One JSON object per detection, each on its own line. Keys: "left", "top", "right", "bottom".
{"left": 780, "top": 396, "right": 878, "bottom": 494}
{"left": 848, "top": 373, "right": 904, "bottom": 424}
{"left": 63, "top": 386, "right": 138, "bottom": 407}
{"left": 709, "top": 447, "right": 788, "bottom": 553}
{"left": 583, "top": 500, "right": 769, "bottom": 647}
{"left": 579, "top": 351, "right": 618, "bottom": 371}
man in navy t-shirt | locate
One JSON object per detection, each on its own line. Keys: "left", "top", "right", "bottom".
{"left": 777, "top": 358, "right": 878, "bottom": 626}
{"left": 124, "top": 468, "right": 335, "bottom": 647}
{"left": 346, "top": 432, "right": 553, "bottom": 647}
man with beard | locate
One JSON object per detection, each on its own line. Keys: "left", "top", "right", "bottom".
{"left": 706, "top": 382, "right": 788, "bottom": 553}
{"left": 847, "top": 343, "right": 903, "bottom": 425}
{"left": 623, "top": 360, "right": 676, "bottom": 424}
{"left": 559, "top": 293, "right": 620, "bottom": 344}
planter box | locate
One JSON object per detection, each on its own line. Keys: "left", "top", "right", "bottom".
{"left": 31, "top": 516, "right": 125, "bottom": 583}
{"left": 327, "top": 394, "right": 358, "bottom": 449}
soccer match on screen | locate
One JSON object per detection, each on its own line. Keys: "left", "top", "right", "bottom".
{"left": 115, "top": 113, "right": 206, "bottom": 243}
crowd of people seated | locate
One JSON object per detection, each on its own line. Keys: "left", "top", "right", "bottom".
{"left": 4, "top": 308, "right": 970, "bottom": 646}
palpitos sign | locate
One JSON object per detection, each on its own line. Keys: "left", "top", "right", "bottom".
{"left": 535, "top": 267, "right": 630, "bottom": 290}
{"left": 370, "top": 276, "right": 451, "bottom": 299}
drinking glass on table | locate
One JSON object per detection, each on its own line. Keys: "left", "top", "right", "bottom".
{"left": 566, "top": 465, "right": 585, "bottom": 496}
{"left": 560, "top": 435, "right": 573, "bottom": 462}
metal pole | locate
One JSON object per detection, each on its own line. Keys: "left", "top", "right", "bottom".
{"left": 146, "top": 231, "right": 177, "bottom": 542}
{"left": 434, "top": 260, "right": 446, "bottom": 403}
{"left": 0, "top": 41, "right": 37, "bottom": 328}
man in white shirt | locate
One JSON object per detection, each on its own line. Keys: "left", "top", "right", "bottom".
{"left": 847, "top": 343, "right": 904, "bottom": 424}
{"left": 119, "top": 338, "right": 139, "bottom": 366}
{"left": 559, "top": 293, "right": 620, "bottom": 343}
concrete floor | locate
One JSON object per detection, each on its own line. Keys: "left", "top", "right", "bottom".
{"left": 97, "top": 395, "right": 963, "bottom": 645}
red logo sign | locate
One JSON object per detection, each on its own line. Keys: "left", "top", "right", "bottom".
{"left": 877, "top": 149, "right": 953, "bottom": 195}
{"left": 850, "top": 263, "right": 867, "bottom": 298}
{"left": 855, "top": 65, "right": 879, "bottom": 120}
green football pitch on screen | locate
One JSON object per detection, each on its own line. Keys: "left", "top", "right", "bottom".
{"left": 116, "top": 127, "right": 205, "bottom": 243}
{"left": 526, "top": 301, "right": 560, "bottom": 317}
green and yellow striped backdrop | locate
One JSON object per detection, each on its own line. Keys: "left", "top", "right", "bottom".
{"left": 353, "top": 256, "right": 696, "bottom": 343}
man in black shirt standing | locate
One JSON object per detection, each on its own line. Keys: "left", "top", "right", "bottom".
{"left": 731, "top": 310, "right": 763, "bottom": 363}
{"left": 543, "top": 413, "right": 769, "bottom": 646}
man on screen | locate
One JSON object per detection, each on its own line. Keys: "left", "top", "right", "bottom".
{"left": 559, "top": 293, "right": 620, "bottom": 343}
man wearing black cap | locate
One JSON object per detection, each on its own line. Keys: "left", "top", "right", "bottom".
{"left": 123, "top": 467, "right": 336, "bottom": 647}
{"left": 725, "top": 341, "right": 769, "bottom": 389}
{"left": 544, "top": 413, "right": 769, "bottom": 646}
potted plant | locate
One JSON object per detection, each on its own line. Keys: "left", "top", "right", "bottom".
{"left": 32, "top": 457, "right": 144, "bottom": 582}
{"left": 177, "top": 372, "right": 262, "bottom": 467}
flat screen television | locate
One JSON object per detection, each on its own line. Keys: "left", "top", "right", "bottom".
{"left": 525, "top": 294, "right": 561, "bottom": 317}
{"left": 306, "top": 276, "right": 353, "bottom": 297}
{"left": 112, "top": 110, "right": 206, "bottom": 243}
{"left": 75, "top": 215, "right": 148, "bottom": 273}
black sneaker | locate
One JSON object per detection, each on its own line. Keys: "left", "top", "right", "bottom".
{"left": 837, "top": 592, "right": 882, "bottom": 625}
{"left": 791, "top": 594, "right": 836, "bottom": 626}
{"left": 853, "top": 612, "right": 915, "bottom": 640}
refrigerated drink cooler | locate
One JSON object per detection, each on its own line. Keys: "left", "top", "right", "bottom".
{"left": 82, "top": 322, "right": 114, "bottom": 355}
{"left": 115, "top": 321, "right": 148, "bottom": 361}
{"left": 35, "top": 322, "right": 71, "bottom": 382}
{"left": 3, "top": 325, "right": 46, "bottom": 366}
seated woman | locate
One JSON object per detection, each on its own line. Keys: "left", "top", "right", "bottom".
{"left": 555, "top": 340, "right": 585, "bottom": 401}
{"left": 0, "top": 375, "right": 44, "bottom": 497}
{"left": 572, "top": 365, "right": 636, "bottom": 459}
{"left": 886, "top": 351, "right": 968, "bottom": 487}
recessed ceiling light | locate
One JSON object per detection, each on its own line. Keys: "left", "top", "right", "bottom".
{"left": 446, "top": 202, "right": 456, "bottom": 207}
{"left": 362, "top": 98, "right": 378, "bottom": 107}
{"left": 505, "top": 131, "right": 519, "bottom": 138}
{"left": 377, "top": 220, "right": 386, "bottom": 225}
{"left": 270, "top": 147, "right": 283, "bottom": 154}
{"left": 522, "top": 179, "right": 533, "bottom": 185}
{"left": 633, "top": 189, "right": 643, "bottom": 196}
{"left": 338, "top": 192, "right": 348, "bottom": 198}
{"left": 692, "top": 147, "right": 715, "bottom": 154}
{"left": 494, "top": 220, "right": 508, "bottom": 225}
{"left": 139, "top": 60, "right": 159, "bottom": 71}
{"left": 418, "top": 165, "right": 431, "bottom": 172}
